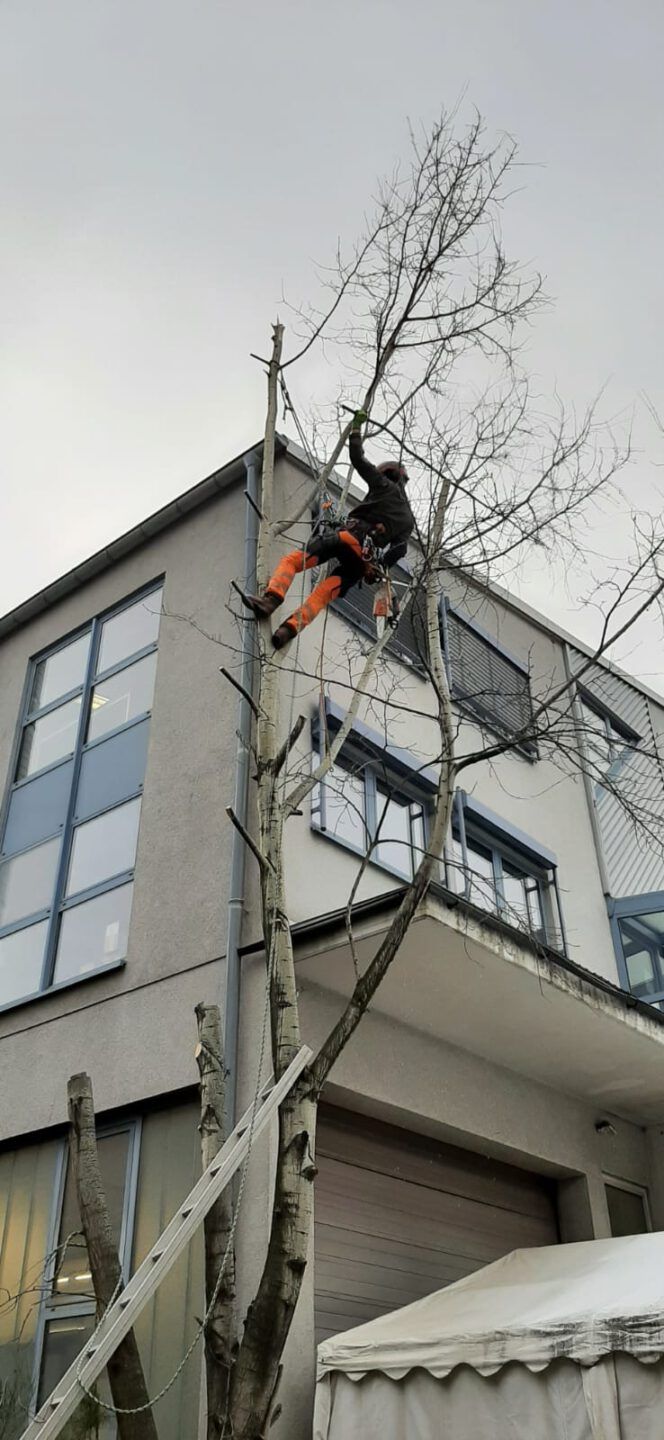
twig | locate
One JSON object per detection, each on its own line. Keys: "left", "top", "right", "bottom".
{"left": 225, "top": 806, "right": 273, "bottom": 875}
{"left": 220, "top": 666, "right": 262, "bottom": 720}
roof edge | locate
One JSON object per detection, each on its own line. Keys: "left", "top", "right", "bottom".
{"left": 0, "top": 439, "right": 275, "bottom": 643}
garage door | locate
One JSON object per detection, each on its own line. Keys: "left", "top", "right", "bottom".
{"left": 315, "top": 1106, "right": 559, "bottom": 1341}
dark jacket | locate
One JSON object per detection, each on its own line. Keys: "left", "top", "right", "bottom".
{"left": 348, "top": 431, "right": 415, "bottom": 567}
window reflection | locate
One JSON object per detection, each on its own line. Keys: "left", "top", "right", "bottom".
{"left": 87, "top": 654, "right": 157, "bottom": 743}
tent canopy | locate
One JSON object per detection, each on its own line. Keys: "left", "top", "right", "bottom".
{"left": 317, "top": 1234, "right": 664, "bottom": 1381}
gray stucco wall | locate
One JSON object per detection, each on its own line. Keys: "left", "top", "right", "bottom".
{"left": 0, "top": 480, "right": 246, "bottom": 1142}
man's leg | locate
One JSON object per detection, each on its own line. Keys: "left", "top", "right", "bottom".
{"left": 273, "top": 546, "right": 364, "bottom": 648}
{"left": 241, "top": 549, "right": 318, "bottom": 619}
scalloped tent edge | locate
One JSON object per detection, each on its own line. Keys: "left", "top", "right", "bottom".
{"left": 314, "top": 1234, "right": 664, "bottom": 1440}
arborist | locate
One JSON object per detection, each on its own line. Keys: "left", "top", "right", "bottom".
{"left": 242, "top": 410, "right": 415, "bottom": 648}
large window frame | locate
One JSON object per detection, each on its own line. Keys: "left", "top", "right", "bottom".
{"left": 445, "top": 792, "right": 566, "bottom": 953}
{"left": 609, "top": 891, "right": 664, "bottom": 1009}
{"left": 576, "top": 687, "right": 640, "bottom": 794}
{"left": 31, "top": 1117, "right": 141, "bottom": 1409}
{"left": 312, "top": 747, "right": 429, "bottom": 883}
{"left": 441, "top": 599, "right": 537, "bottom": 759}
{"left": 311, "top": 706, "right": 566, "bottom": 953}
{"left": 0, "top": 580, "right": 163, "bottom": 1011}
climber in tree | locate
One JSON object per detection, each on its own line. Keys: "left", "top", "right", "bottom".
{"left": 242, "top": 410, "right": 415, "bottom": 648}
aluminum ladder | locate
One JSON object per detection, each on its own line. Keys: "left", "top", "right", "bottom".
{"left": 19, "top": 1045, "right": 313, "bottom": 1440}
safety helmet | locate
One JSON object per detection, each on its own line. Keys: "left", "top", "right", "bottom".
{"left": 378, "top": 460, "right": 409, "bottom": 485}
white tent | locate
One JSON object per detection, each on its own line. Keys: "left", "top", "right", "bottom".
{"left": 314, "top": 1234, "right": 664, "bottom": 1440}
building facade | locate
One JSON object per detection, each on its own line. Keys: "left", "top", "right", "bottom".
{"left": 2, "top": 440, "right": 664, "bottom": 1438}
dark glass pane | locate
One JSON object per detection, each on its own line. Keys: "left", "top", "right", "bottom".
{"left": 17, "top": 699, "right": 81, "bottom": 779}
{"left": 87, "top": 654, "right": 156, "bottom": 742}
{"left": 53, "top": 883, "right": 133, "bottom": 984}
{"left": 53, "top": 1130, "right": 130, "bottom": 1301}
{"left": 38, "top": 1315, "right": 115, "bottom": 1435}
{"left": 97, "top": 589, "right": 162, "bottom": 675}
{"left": 625, "top": 947, "right": 655, "bottom": 995}
{"left": 619, "top": 913, "right": 664, "bottom": 1000}
{"left": 30, "top": 634, "right": 90, "bottom": 712}
{"left": 76, "top": 719, "right": 149, "bottom": 823}
{"left": 3, "top": 760, "right": 73, "bottom": 856}
{"left": 0, "top": 838, "right": 60, "bottom": 927}
{"left": 67, "top": 800, "right": 141, "bottom": 898}
{"left": 606, "top": 1183, "right": 649, "bottom": 1237}
{"left": 0, "top": 921, "right": 48, "bottom": 1006}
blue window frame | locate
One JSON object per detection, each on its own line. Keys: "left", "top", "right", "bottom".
{"left": 609, "top": 893, "right": 664, "bottom": 1009}
{"left": 0, "top": 581, "right": 163, "bottom": 1011}
{"left": 444, "top": 792, "right": 566, "bottom": 953}
{"left": 311, "top": 705, "right": 565, "bottom": 954}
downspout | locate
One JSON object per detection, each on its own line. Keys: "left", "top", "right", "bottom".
{"left": 223, "top": 450, "right": 260, "bottom": 1134}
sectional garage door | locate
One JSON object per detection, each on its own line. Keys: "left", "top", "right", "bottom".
{"left": 315, "top": 1107, "right": 559, "bottom": 1341}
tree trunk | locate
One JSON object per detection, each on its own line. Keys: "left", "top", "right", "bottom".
{"left": 195, "top": 1003, "right": 237, "bottom": 1440}
{"left": 67, "top": 1073, "right": 159, "bottom": 1440}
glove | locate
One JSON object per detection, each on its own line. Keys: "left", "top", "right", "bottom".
{"left": 352, "top": 408, "right": 368, "bottom": 429}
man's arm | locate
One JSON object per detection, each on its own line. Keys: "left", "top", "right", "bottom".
{"left": 381, "top": 539, "right": 408, "bottom": 569}
{"left": 349, "top": 413, "right": 382, "bottom": 491}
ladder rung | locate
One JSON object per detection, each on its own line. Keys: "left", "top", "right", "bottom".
{"left": 150, "top": 1251, "right": 164, "bottom": 1262}
{"left": 181, "top": 1205, "right": 193, "bottom": 1217}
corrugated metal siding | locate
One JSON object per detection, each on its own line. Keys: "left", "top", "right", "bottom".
{"left": 131, "top": 1100, "right": 204, "bottom": 1440}
{"left": 570, "top": 649, "right": 664, "bottom": 896}
{"left": 0, "top": 1139, "right": 59, "bottom": 1395}
{"left": 314, "top": 1108, "right": 559, "bottom": 1343}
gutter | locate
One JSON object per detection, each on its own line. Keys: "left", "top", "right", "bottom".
{"left": 222, "top": 451, "right": 261, "bottom": 1133}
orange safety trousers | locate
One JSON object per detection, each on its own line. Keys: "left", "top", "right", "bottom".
{"left": 267, "top": 530, "right": 365, "bottom": 635}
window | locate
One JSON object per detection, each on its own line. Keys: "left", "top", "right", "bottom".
{"left": 316, "top": 758, "right": 428, "bottom": 882}
{"left": 442, "top": 603, "right": 536, "bottom": 756}
{"left": 605, "top": 1179, "right": 651, "bottom": 1237}
{"left": 36, "top": 1122, "right": 139, "bottom": 1417}
{"left": 0, "top": 583, "right": 162, "bottom": 1009}
{"left": 611, "top": 894, "right": 664, "bottom": 1009}
{"left": 445, "top": 795, "right": 564, "bottom": 951}
{"left": 331, "top": 566, "right": 428, "bottom": 669}
{"left": 577, "top": 691, "right": 639, "bottom": 791}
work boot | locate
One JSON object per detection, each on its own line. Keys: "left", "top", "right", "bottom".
{"left": 272, "top": 623, "right": 296, "bottom": 650}
{"left": 241, "top": 590, "right": 282, "bottom": 620}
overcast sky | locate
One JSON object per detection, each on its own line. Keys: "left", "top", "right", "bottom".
{"left": 3, "top": 0, "right": 664, "bottom": 681}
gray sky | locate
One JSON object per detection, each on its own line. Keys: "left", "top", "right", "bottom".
{"left": 3, "top": 0, "right": 664, "bottom": 680}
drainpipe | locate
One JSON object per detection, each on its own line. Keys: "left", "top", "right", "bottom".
{"left": 223, "top": 450, "right": 260, "bottom": 1134}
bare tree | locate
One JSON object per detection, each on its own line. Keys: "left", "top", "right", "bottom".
{"left": 22, "top": 110, "right": 661, "bottom": 1440}
{"left": 198, "top": 110, "right": 664, "bottom": 1440}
